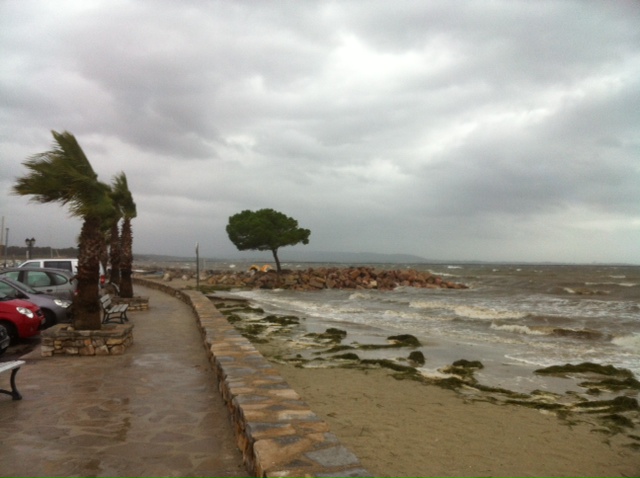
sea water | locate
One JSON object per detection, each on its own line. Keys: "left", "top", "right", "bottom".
{"left": 227, "top": 262, "right": 639, "bottom": 392}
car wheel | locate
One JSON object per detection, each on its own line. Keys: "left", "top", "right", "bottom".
{"left": 42, "top": 309, "right": 57, "bottom": 329}
{"left": 0, "top": 324, "right": 8, "bottom": 355}
{"left": 1, "top": 322, "right": 18, "bottom": 346}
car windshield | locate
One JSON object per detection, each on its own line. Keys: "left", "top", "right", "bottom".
{"left": 1, "top": 277, "right": 37, "bottom": 294}
{"left": 0, "top": 291, "right": 10, "bottom": 301}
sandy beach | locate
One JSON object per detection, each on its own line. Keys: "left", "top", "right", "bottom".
{"left": 144, "top": 274, "right": 640, "bottom": 477}
{"left": 270, "top": 364, "right": 639, "bottom": 477}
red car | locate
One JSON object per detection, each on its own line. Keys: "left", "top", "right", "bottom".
{"left": 0, "top": 291, "right": 45, "bottom": 347}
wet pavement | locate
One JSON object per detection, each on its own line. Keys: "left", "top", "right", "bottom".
{"left": 0, "top": 285, "right": 248, "bottom": 477}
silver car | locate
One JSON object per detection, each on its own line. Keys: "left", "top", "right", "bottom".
{"left": 0, "top": 268, "right": 78, "bottom": 301}
{"left": 0, "top": 277, "right": 72, "bottom": 328}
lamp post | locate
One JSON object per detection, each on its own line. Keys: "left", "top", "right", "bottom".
{"left": 25, "top": 237, "right": 35, "bottom": 260}
{"left": 3, "top": 228, "right": 8, "bottom": 268}
{"left": 195, "top": 242, "right": 200, "bottom": 290}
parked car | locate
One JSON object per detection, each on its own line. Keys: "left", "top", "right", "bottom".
{"left": 0, "top": 292, "right": 45, "bottom": 345}
{"left": 19, "top": 259, "right": 106, "bottom": 286}
{"left": 0, "top": 323, "right": 10, "bottom": 355}
{"left": 0, "top": 268, "right": 78, "bottom": 300}
{"left": 0, "top": 277, "right": 72, "bottom": 328}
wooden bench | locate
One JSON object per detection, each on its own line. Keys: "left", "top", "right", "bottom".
{"left": 100, "top": 294, "right": 129, "bottom": 324}
{"left": 0, "top": 360, "right": 25, "bottom": 400}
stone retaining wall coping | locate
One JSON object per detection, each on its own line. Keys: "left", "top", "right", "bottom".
{"left": 134, "top": 277, "right": 370, "bottom": 478}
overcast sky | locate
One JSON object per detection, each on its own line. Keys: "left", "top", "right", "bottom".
{"left": 1, "top": 1, "right": 639, "bottom": 264}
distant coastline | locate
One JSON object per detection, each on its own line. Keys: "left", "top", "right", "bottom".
{"left": 132, "top": 251, "right": 639, "bottom": 267}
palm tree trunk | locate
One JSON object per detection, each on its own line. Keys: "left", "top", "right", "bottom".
{"left": 109, "top": 221, "right": 121, "bottom": 287}
{"left": 73, "top": 216, "right": 102, "bottom": 330}
{"left": 119, "top": 218, "right": 134, "bottom": 298}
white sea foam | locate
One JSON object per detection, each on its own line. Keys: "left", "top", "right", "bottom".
{"left": 453, "top": 305, "right": 528, "bottom": 320}
{"left": 490, "top": 323, "right": 548, "bottom": 335}
{"left": 612, "top": 333, "right": 640, "bottom": 349}
{"left": 409, "top": 300, "right": 446, "bottom": 310}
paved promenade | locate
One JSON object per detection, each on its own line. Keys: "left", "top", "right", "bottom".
{"left": 0, "top": 285, "right": 248, "bottom": 477}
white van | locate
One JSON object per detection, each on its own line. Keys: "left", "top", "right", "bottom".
{"left": 20, "top": 258, "right": 78, "bottom": 274}
{"left": 19, "top": 259, "right": 106, "bottom": 285}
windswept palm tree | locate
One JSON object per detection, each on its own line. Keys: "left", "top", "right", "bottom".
{"left": 107, "top": 177, "right": 126, "bottom": 290}
{"left": 112, "top": 173, "right": 136, "bottom": 298}
{"left": 107, "top": 219, "right": 122, "bottom": 288}
{"left": 13, "top": 131, "right": 115, "bottom": 330}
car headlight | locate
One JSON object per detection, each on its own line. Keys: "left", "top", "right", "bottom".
{"left": 16, "top": 307, "right": 34, "bottom": 318}
{"left": 54, "top": 299, "right": 72, "bottom": 308}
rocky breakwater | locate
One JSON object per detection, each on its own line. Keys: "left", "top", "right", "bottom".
{"left": 201, "top": 267, "right": 468, "bottom": 291}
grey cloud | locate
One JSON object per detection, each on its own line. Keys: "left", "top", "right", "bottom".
{"left": 1, "top": 0, "right": 638, "bottom": 263}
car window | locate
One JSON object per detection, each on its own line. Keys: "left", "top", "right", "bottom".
{"left": 50, "top": 272, "right": 69, "bottom": 285}
{"left": 26, "top": 271, "right": 53, "bottom": 287}
{"left": 0, "top": 282, "right": 17, "bottom": 298}
{"left": 21, "top": 261, "right": 41, "bottom": 269}
{"left": 1, "top": 271, "right": 20, "bottom": 281}
{"left": 4, "top": 278, "right": 35, "bottom": 294}
{"left": 44, "top": 260, "right": 73, "bottom": 272}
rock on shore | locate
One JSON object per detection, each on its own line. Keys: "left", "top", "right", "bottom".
{"left": 195, "top": 266, "right": 467, "bottom": 291}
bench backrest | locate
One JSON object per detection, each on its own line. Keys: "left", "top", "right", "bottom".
{"left": 100, "top": 295, "right": 112, "bottom": 308}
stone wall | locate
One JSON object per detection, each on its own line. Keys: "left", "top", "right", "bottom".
{"left": 41, "top": 324, "right": 134, "bottom": 356}
{"left": 133, "top": 276, "right": 370, "bottom": 478}
{"left": 174, "top": 266, "right": 467, "bottom": 291}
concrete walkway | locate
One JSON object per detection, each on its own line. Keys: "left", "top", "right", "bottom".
{"left": 0, "top": 285, "right": 248, "bottom": 477}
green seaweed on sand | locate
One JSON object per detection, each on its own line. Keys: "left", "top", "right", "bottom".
{"left": 225, "top": 314, "right": 242, "bottom": 324}
{"left": 360, "top": 358, "right": 418, "bottom": 374}
{"left": 387, "top": 334, "right": 422, "bottom": 347}
{"left": 408, "top": 351, "right": 425, "bottom": 365}
{"left": 223, "top": 305, "right": 264, "bottom": 314}
{"left": 452, "top": 359, "right": 484, "bottom": 369}
{"left": 601, "top": 413, "right": 635, "bottom": 430}
{"left": 573, "top": 396, "right": 639, "bottom": 414}
{"left": 534, "top": 362, "right": 635, "bottom": 379}
{"left": 440, "top": 359, "right": 484, "bottom": 380}
{"left": 305, "top": 327, "right": 347, "bottom": 343}
{"left": 334, "top": 352, "right": 360, "bottom": 361}
{"left": 320, "top": 345, "right": 356, "bottom": 354}
{"left": 263, "top": 315, "right": 300, "bottom": 326}
{"left": 578, "top": 377, "right": 640, "bottom": 392}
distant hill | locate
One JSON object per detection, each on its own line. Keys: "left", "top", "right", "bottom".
{"left": 279, "top": 251, "right": 429, "bottom": 264}
{"left": 134, "top": 251, "right": 431, "bottom": 265}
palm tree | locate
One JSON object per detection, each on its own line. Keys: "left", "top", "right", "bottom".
{"left": 107, "top": 219, "right": 122, "bottom": 288}
{"left": 13, "top": 131, "right": 115, "bottom": 330}
{"left": 112, "top": 173, "right": 136, "bottom": 298}
{"left": 107, "top": 178, "right": 126, "bottom": 290}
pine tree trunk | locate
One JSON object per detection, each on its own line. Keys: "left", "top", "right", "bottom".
{"left": 272, "top": 248, "right": 281, "bottom": 274}
{"left": 73, "top": 216, "right": 102, "bottom": 330}
{"left": 119, "top": 218, "right": 134, "bottom": 298}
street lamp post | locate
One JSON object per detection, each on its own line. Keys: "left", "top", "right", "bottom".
{"left": 195, "top": 242, "right": 200, "bottom": 290}
{"left": 25, "top": 237, "right": 35, "bottom": 260}
{"left": 3, "top": 228, "right": 8, "bottom": 268}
